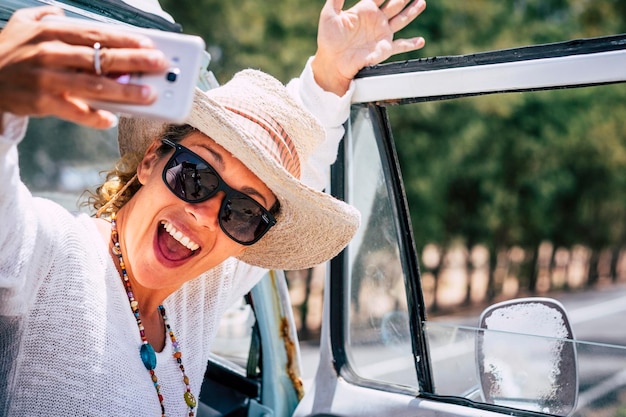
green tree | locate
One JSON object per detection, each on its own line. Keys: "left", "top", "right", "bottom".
{"left": 161, "top": 0, "right": 322, "bottom": 83}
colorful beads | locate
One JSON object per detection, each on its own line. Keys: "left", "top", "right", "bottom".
{"left": 111, "top": 213, "right": 196, "bottom": 417}
{"left": 184, "top": 391, "right": 197, "bottom": 408}
{"left": 140, "top": 343, "right": 157, "bottom": 370}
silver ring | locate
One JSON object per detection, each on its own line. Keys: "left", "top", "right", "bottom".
{"left": 93, "top": 42, "right": 102, "bottom": 75}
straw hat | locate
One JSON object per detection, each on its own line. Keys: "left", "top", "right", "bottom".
{"left": 118, "top": 69, "right": 360, "bottom": 270}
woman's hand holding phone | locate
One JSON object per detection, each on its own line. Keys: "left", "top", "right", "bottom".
{"left": 0, "top": 6, "right": 203, "bottom": 129}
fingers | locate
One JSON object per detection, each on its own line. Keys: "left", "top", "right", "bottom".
{"left": 387, "top": 0, "right": 427, "bottom": 33}
{"left": 33, "top": 41, "right": 167, "bottom": 76}
{"left": 1, "top": 64, "right": 155, "bottom": 127}
{"left": 1, "top": 86, "right": 118, "bottom": 129}
{"left": 47, "top": 95, "right": 119, "bottom": 129}
{"left": 40, "top": 19, "right": 156, "bottom": 50}
{"left": 391, "top": 36, "right": 426, "bottom": 56}
{"left": 36, "top": 20, "right": 169, "bottom": 75}
{"left": 95, "top": 46, "right": 167, "bottom": 75}
{"left": 10, "top": 5, "right": 158, "bottom": 51}
{"left": 326, "top": 0, "right": 347, "bottom": 15}
{"left": 1, "top": 62, "right": 157, "bottom": 104}
{"left": 38, "top": 70, "right": 157, "bottom": 104}
{"left": 380, "top": 0, "right": 413, "bottom": 19}
{"left": 11, "top": 5, "right": 64, "bottom": 22}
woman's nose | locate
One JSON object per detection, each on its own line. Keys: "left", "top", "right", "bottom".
{"left": 184, "top": 192, "right": 225, "bottom": 232}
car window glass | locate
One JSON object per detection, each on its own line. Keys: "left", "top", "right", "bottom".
{"left": 344, "top": 106, "right": 418, "bottom": 389}
{"left": 20, "top": 118, "right": 118, "bottom": 212}
{"left": 212, "top": 297, "right": 255, "bottom": 371}
{"left": 385, "top": 82, "right": 626, "bottom": 416}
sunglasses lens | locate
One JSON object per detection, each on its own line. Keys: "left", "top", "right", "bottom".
{"left": 162, "top": 143, "right": 275, "bottom": 245}
{"left": 164, "top": 153, "right": 218, "bottom": 202}
{"left": 220, "top": 195, "right": 272, "bottom": 244}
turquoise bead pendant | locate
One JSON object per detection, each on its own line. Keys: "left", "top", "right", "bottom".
{"left": 140, "top": 343, "right": 157, "bottom": 370}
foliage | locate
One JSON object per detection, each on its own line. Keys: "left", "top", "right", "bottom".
{"left": 160, "top": 0, "right": 322, "bottom": 84}
{"left": 20, "top": 119, "right": 117, "bottom": 191}
{"left": 391, "top": 84, "right": 626, "bottom": 256}
{"left": 385, "top": 0, "right": 626, "bottom": 259}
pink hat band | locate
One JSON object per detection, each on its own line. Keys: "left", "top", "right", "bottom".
{"left": 223, "top": 102, "right": 301, "bottom": 179}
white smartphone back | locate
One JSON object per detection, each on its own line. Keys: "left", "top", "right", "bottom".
{"left": 43, "top": 15, "right": 206, "bottom": 123}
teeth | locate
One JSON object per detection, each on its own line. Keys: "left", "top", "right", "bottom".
{"left": 161, "top": 221, "right": 200, "bottom": 251}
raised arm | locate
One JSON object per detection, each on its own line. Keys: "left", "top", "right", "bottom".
{"left": 312, "top": 0, "right": 426, "bottom": 96}
{"left": 289, "top": 0, "right": 427, "bottom": 190}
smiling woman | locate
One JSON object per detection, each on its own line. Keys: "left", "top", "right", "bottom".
{"left": 0, "top": 1, "right": 428, "bottom": 415}
{"left": 0, "top": 66, "right": 360, "bottom": 417}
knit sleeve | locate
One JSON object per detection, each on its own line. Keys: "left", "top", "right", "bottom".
{"left": 286, "top": 57, "right": 355, "bottom": 191}
{"left": 228, "top": 261, "right": 267, "bottom": 308}
{"left": 0, "top": 114, "right": 49, "bottom": 314}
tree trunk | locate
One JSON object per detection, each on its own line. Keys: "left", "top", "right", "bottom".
{"left": 587, "top": 250, "right": 600, "bottom": 287}
{"left": 487, "top": 247, "right": 497, "bottom": 302}
{"left": 526, "top": 245, "right": 539, "bottom": 293}
{"left": 610, "top": 247, "right": 620, "bottom": 283}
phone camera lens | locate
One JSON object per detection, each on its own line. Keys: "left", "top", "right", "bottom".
{"left": 166, "top": 69, "right": 179, "bottom": 83}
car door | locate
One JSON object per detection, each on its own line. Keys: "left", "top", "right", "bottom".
{"left": 294, "top": 32, "right": 626, "bottom": 417}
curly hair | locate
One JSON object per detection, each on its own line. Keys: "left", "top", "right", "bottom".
{"left": 86, "top": 124, "right": 197, "bottom": 217}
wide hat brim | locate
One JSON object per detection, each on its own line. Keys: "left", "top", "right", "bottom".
{"left": 185, "top": 70, "right": 360, "bottom": 270}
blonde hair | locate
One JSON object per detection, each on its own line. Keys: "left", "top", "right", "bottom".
{"left": 86, "top": 151, "right": 143, "bottom": 218}
{"left": 85, "top": 124, "right": 198, "bottom": 218}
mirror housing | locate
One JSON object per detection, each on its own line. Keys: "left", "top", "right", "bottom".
{"left": 476, "top": 297, "right": 578, "bottom": 416}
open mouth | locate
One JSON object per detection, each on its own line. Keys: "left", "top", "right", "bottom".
{"left": 158, "top": 220, "right": 200, "bottom": 261}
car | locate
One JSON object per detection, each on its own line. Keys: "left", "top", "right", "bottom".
{"left": 290, "top": 30, "right": 626, "bottom": 417}
{"left": 3, "top": 2, "right": 626, "bottom": 417}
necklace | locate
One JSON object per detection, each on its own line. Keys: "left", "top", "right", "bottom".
{"left": 110, "top": 213, "right": 197, "bottom": 417}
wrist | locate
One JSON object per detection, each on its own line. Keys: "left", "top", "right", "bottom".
{"left": 311, "top": 53, "right": 352, "bottom": 97}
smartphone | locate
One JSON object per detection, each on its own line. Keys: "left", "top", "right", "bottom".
{"left": 42, "top": 15, "right": 206, "bottom": 123}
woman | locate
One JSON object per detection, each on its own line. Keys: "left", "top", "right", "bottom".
{"left": 0, "top": 1, "right": 426, "bottom": 415}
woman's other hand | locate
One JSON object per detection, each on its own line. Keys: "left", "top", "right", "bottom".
{"left": 312, "top": 0, "right": 426, "bottom": 96}
{"left": 0, "top": 6, "right": 169, "bottom": 129}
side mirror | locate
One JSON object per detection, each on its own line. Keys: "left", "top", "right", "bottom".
{"left": 476, "top": 297, "right": 578, "bottom": 416}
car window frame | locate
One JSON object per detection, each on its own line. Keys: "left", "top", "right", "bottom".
{"left": 329, "top": 104, "right": 433, "bottom": 394}
{"left": 328, "top": 32, "right": 626, "bottom": 416}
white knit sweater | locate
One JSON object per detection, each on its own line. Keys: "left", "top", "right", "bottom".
{"left": 0, "top": 61, "right": 353, "bottom": 416}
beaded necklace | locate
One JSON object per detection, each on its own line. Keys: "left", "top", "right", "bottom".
{"left": 110, "top": 213, "right": 197, "bottom": 417}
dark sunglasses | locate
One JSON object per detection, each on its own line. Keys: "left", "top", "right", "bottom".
{"left": 161, "top": 139, "right": 277, "bottom": 245}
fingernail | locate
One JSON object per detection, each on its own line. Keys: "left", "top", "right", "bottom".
{"left": 146, "top": 50, "right": 166, "bottom": 66}
{"left": 138, "top": 37, "right": 154, "bottom": 48}
{"left": 141, "top": 85, "right": 154, "bottom": 100}
{"left": 103, "top": 113, "right": 119, "bottom": 128}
